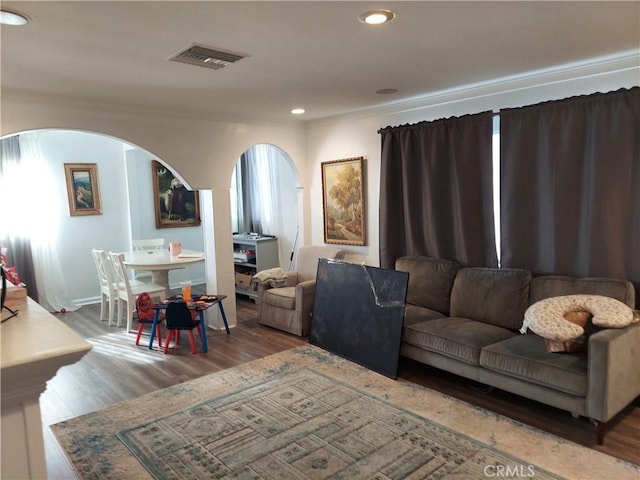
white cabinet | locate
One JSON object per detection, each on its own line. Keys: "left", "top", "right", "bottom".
{"left": 1, "top": 298, "right": 92, "bottom": 479}
{"left": 232, "top": 234, "right": 279, "bottom": 301}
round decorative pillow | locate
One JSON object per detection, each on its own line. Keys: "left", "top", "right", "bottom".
{"left": 520, "top": 294, "right": 637, "bottom": 342}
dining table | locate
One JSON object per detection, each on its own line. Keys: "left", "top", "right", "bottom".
{"left": 123, "top": 249, "right": 205, "bottom": 289}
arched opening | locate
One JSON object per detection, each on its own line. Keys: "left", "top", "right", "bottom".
{"left": 229, "top": 143, "right": 301, "bottom": 301}
{"left": 0, "top": 129, "right": 207, "bottom": 312}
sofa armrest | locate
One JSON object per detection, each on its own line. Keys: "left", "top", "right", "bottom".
{"left": 587, "top": 321, "right": 640, "bottom": 422}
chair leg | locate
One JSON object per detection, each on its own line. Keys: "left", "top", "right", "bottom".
{"left": 156, "top": 324, "right": 163, "bottom": 348}
{"left": 188, "top": 331, "right": 196, "bottom": 354}
{"left": 99, "top": 294, "right": 107, "bottom": 321}
{"left": 163, "top": 330, "right": 173, "bottom": 354}
{"left": 116, "top": 297, "right": 123, "bottom": 327}
{"left": 107, "top": 297, "right": 115, "bottom": 326}
{"left": 126, "top": 301, "right": 134, "bottom": 333}
{"left": 135, "top": 324, "right": 144, "bottom": 345}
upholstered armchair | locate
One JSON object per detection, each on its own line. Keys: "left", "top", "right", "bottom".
{"left": 257, "top": 245, "right": 345, "bottom": 336}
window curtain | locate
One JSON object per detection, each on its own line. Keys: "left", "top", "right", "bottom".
{"left": 231, "top": 144, "right": 284, "bottom": 236}
{"left": 0, "top": 133, "right": 77, "bottom": 312}
{"left": 500, "top": 87, "right": 640, "bottom": 304}
{"left": 0, "top": 136, "right": 38, "bottom": 301}
{"left": 232, "top": 153, "right": 256, "bottom": 233}
{"left": 379, "top": 112, "right": 497, "bottom": 269}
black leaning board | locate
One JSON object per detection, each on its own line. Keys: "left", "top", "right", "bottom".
{"left": 310, "top": 258, "right": 408, "bottom": 379}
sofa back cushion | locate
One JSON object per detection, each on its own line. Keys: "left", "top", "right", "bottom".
{"left": 450, "top": 267, "right": 531, "bottom": 330}
{"left": 395, "top": 256, "right": 459, "bottom": 314}
{"left": 530, "top": 275, "right": 635, "bottom": 308}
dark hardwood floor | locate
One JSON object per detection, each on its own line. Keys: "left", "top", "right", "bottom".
{"left": 42, "top": 295, "right": 639, "bottom": 478}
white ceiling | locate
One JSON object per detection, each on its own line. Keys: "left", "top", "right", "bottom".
{"left": 1, "top": 1, "right": 639, "bottom": 123}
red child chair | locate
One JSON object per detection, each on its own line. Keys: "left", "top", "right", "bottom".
{"left": 135, "top": 292, "right": 164, "bottom": 348}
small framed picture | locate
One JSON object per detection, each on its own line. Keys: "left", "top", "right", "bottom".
{"left": 64, "top": 163, "right": 102, "bottom": 216}
{"left": 321, "top": 157, "right": 366, "bottom": 246}
{"left": 152, "top": 160, "right": 201, "bottom": 228}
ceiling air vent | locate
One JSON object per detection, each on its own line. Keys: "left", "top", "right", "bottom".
{"left": 170, "top": 45, "right": 245, "bottom": 70}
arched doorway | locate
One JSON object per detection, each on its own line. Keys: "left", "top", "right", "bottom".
{"left": 229, "top": 143, "right": 301, "bottom": 299}
{"left": 0, "top": 129, "right": 206, "bottom": 310}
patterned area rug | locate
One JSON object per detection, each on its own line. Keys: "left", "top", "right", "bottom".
{"left": 52, "top": 345, "right": 639, "bottom": 480}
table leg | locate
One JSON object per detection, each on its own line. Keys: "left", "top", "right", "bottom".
{"left": 198, "top": 311, "right": 208, "bottom": 353}
{"left": 218, "top": 301, "right": 231, "bottom": 335}
{"left": 148, "top": 310, "right": 160, "bottom": 350}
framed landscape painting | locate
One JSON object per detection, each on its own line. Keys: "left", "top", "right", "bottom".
{"left": 321, "top": 157, "right": 366, "bottom": 246}
{"left": 64, "top": 163, "right": 102, "bottom": 216}
{"left": 151, "top": 160, "right": 201, "bottom": 228}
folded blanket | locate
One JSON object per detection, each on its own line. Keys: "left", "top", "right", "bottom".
{"left": 251, "top": 267, "right": 288, "bottom": 290}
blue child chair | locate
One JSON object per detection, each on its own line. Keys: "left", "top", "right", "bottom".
{"left": 163, "top": 301, "right": 203, "bottom": 354}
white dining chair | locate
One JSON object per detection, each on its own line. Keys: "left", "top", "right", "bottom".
{"left": 91, "top": 248, "right": 118, "bottom": 326}
{"left": 109, "top": 251, "right": 167, "bottom": 333}
{"left": 132, "top": 238, "right": 165, "bottom": 280}
{"left": 133, "top": 239, "right": 165, "bottom": 250}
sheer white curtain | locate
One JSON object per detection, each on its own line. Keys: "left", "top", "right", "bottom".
{"left": 0, "top": 133, "right": 77, "bottom": 312}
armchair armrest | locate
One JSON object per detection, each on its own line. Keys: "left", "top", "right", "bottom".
{"left": 286, "top": 272, "right": 299, "bottom": 287}
{"left": 295, "top": 279, "right": 316, "bottom": 313}
{"left": 587, "top": 321, "right": 640, "bottom": 422}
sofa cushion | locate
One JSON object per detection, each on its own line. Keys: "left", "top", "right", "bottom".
{"left": 403, "top": 304, "right": 447, "bottom": 328}
{"left": 404, "top": 317, "right": 516, "bottom": 366}
{"left": 395, "top": 256, "right": 459, "bottom": 315}
{"left": 480, "top": 335, "right": 587, "bottom": 396}
{"left": 450, "top": 267, "right": 531, "bottom": 330}
{"left": 530, "top": 275, "right": 635, "bottom": 308}
{"left": 262, "top": 287, "right": 296, "bottom": 310}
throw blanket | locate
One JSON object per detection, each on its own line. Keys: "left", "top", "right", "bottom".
{"left": 250, "top": 267, "right": 288, "bottom": 290}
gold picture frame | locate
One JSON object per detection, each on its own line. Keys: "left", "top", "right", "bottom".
{"left": 151, "top": 160, "right": 201, "bottom": 228}
{"left": 321, "top": 157, "right": 366, "bottom": 246}
{"left": 64, "top": 163, "right": 102, "bottom": 216}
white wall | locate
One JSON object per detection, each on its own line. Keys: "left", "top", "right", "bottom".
{"left": 34, "top": 130, "right": 133, "bottom": 304}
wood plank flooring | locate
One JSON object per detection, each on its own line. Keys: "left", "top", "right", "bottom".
{"left": 42, "top": 295, "right": 639, "bottom": 478}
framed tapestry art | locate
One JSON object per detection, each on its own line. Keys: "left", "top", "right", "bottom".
{"left": 321, "top": 157, "right": 366, "bottom": 245}
{"left": 64, "top": 163, "right": 102, "bottom": 216}
{"left": 152, "top": 160, "right": 201, "bottom": 228}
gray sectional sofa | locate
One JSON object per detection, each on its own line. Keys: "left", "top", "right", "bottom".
{"left": 395, "top": 256, "right": 640, "bottom": 444}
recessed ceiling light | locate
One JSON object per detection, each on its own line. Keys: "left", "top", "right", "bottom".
{"left": 0, "top": 9, "right": 29, "bottom": 26}
{"left": 291, "top": 108, "right": 305, "bottom": 115}
{"left": 376, "top": 88, "right": 399, "bottom": 95}
{"left": 358, "top": 9, "right": 396, "bottom": 25}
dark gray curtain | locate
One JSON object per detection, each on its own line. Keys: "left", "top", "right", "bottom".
{"left": 0, "top": 136, "right": 38, "bottom": 301}
{"left": 379, "top": 112, "right": 497, "bottom": 269}
{"left": 500, "top": 87, "right": 640, "bottom": 305}
{"left": 236, "top": 152, "right": 263, "bottom": 234}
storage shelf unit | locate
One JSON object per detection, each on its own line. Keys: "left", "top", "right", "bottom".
{"left": 232, "top": 234, "right": 279, "bottom": 301}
